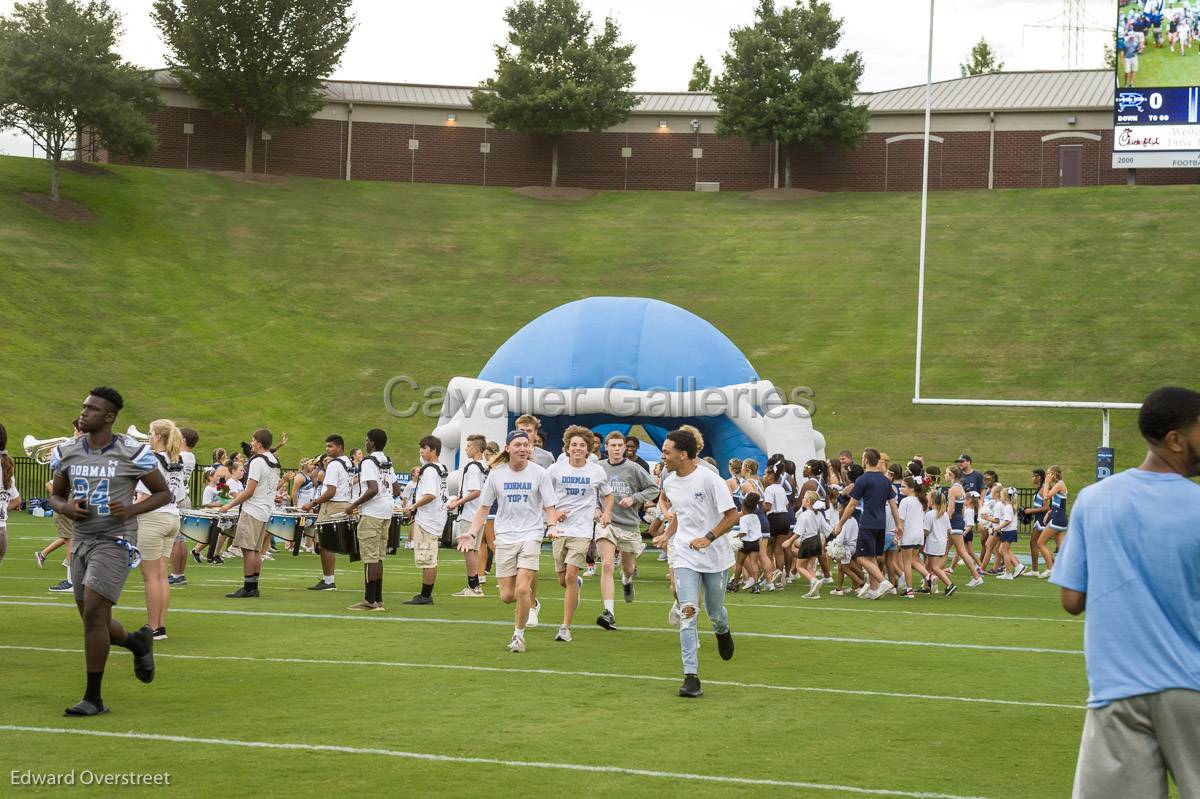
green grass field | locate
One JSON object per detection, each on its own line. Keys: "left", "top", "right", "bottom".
{"left": 0, "top": 514, "right": 1119, "bottom": 799}
{"left": 1120, "top": 2, "right": 1200, "bottom": 86}
{"left": 2, "top": 155, "right": 1196, "bottom": 489}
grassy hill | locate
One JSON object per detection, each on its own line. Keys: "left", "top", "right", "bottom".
{"left": 2, "top": 154, "right": 1195, "bottom": 484}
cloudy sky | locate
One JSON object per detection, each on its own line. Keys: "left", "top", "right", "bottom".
{"left": 0, "top": 0, "right": 1117, "bottom": 157}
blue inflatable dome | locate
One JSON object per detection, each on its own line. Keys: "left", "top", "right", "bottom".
{"left": 478, "top": 297, "right": 766, "bottom": 472}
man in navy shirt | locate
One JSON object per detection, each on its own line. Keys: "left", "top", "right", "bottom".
{"left": 956, "top": 454, "right": 985, "bottom": 496}
{"left": 831, "top": 448, "right": 901, "bottom": 598}
{"left": 1053, "top": 386, "right": 1200, "bottom": 798}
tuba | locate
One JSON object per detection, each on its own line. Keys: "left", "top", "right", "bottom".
{"left": 23, "top": 435, "right": 71, "bottom": 465}
{"left": 125, "top": 424, "right": 150, "bottom": 442}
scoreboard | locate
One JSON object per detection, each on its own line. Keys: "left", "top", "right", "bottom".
{"left": 1113, "top": 3, "right": 1200, "bottom": 168}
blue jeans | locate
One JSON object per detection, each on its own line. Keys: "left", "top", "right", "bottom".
{"left": 674, "top": 567, "right": 730, "bottom": 675}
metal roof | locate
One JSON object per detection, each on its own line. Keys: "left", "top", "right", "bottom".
{"left": 154, "top": 68, "right": 1113, "bottom": 116}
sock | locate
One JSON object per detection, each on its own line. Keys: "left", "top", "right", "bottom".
{"left": 603, "top": 599, "right": 614, "bottom": 614}
{"left": 323, "top": 574, "right": 335, "bottom": 585}
{"left": 467, "top": 575, "right": 479, "bottom": 589}
{"left": 244, "top": 573, "right": 258, "bottom": 592}
{"left": 84, "top": 670, "right": 104, "bottom": 704}
{"left": 420, "top": 582, "right": 434, "bottom": 599}
{"left": 513, "top": 626, "right": 525, "bottom": 639}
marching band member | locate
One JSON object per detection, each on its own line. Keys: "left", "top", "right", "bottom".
{"left": 303, "top": 435, "right": 353, "bottom": 591}
{"left": 447, "top": 434, "right": 489, "bottom": 597}
{"left": 167, "top": 427, "right": 199, "bottom": 587}
{"left": 219, "top": 429, "right": 281, "bottom": 598}
{"left": 345, "top": 429, "right": 398, "bottom": 611}
{"left": 403, "top": 435, "right": 448, "bottom": 605}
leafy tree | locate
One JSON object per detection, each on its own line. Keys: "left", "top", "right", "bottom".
{"left": 152, "top": 0, "right": 354, "bottom": 173}
{"left": 688, "top": 55, "right": 712, "bottom": 91}
{"left": 960, "top": 37, "right": 1004, "bottom": 77}
{"left": 471, "top": 0, "right": 637, "bottom": 187}
{"left": 1103, "top": 42, "right": 1117, "bottom": 71}
{"left": 712, "top": 0, "right": 868, "bottom": 188}
{"left": 0, "top": 0, "right": 160, "bottom": 201}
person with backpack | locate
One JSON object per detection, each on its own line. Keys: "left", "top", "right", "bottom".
{"left": 403, "top": 435, "right": 448, "bottom": 606}
{"left": 345, "top": 429, "right": 399, "bottom": 611}
{"left": 448, "top": 434, "right": 489, "bottom": 597}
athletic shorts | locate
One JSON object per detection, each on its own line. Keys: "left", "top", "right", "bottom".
{"left": 72, "top": 538, "right": 131, "bottom": 603}
{"left": 552, "top": 535, "right": 591, "bottom": 572}
{"left": 137, "top": 512, "right": 181, "bottom": 561}
{"left": 412, "top": 524, "right": 440, "bottom": 568}
{"left": 854, "top": 527, "right": 884, "bottom": 558}
{"left": 233, "top": 514, "right": 267, "bottom": 551}
{"left": 356, "top": 515, "right": 389, "bottom": 564}
{"left": 495, "top": 539, "right": 541, "bottom": 578}
{"left": 741, "top": 539, "right": 761, "bottom": 554}
{"left": 595, "top": 523, "right": 641, "bottom": 554}
{"left": 964, "top": 530, "right": 975, "bottom": 543}
{"left": 1000, "top": 529, "right": 1018, "bottom": 544}
{"left": 796, "top": 535, "right": 822, "bottom": 559}
{"left": 767, "top": 513, "right": 791, "bottom": 536}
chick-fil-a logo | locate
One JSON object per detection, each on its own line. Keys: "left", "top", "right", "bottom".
{"left": 1119, "top": 128, "right": 1161, "bottom": 148}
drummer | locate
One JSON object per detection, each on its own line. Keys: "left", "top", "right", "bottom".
{"left": 218, "top": 429, "right": 281, "bottom": 598}
{"left": 302, "top": 436, "right": 353, "bottom": 592}
{"left": 344, "top": 429, "right": 398, "bottom": 611}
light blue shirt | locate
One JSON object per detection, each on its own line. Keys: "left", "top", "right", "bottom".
{"left": 1051, "top": 468, "right": 1200, "bottom": 708}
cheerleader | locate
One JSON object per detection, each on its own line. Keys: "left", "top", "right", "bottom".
{"left": 921, "top": 491, "right": 956, "bottom": 596}
{"left": 1036, "top": 466, "right": 1069, "bottom": 579}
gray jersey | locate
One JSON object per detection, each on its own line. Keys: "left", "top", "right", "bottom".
{"left": 52, "top": 434, "right": 158, "bottom": 540}
{"left": 601, "top": 457, "right": 660, "bottom": 529}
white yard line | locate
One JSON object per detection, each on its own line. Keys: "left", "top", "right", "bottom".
{"left": 0, "top": 724, "right": 994, "bottom": 799}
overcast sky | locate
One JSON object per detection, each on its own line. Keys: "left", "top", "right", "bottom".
{"left": 0, "top": 0, "right": 1117, "bottom": 157}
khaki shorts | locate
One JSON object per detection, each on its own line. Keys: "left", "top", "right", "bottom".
{"left": 54, "top": 512, "right": 73, "bottom": 541}
{"left": 552, "top": 535, "right": 591, "bottom": 572}
{"left": 357, "top": 515, "right": 389, "bottom": 564}
{"left": 457, "top": 518, "right": 484, "bottom": 552}
{"left": 412, "top": 524, "right": 440, "bottom": 569}
{"left": 317, "top": 501, "right": 349, "bottom": 524}
{"left": 232, "top": 514, "right": 267, "bottom": 551}
{"left": 495, "top": 539, "right": 541, "bottom": 578}
{"left": 596, "top": 523, "right": 641, "bottom": 554}
{"left": 137, "top": 512, "right": 181, "bottom": 561}
{"left": 72, "top": 538, "right": 130, "bottom": 604}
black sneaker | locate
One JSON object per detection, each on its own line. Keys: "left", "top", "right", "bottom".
{"left": 131, "top": 626, "right": 155, "bottom": 684}
{"left": 402, "top": 595, "right": 433, "bottom": 605}
{"left": 207, "top": 556, "right": 224, "bottom": 565}
{"left": 678, "top": 674, "right": 703, "bottom": 698}
{"left": 307, "top": 580, "right": 336, "bottom": 591}
{"left": 225, "top": 587, "right": 260, "bottom": 598}
{"left": 191, "top": 550, "right": 202, "bottom": 565}
{"left": 167, "top": 575, "right": 187, "bottom": 587}
{"left": 48, "top": 579, "right": 73, "bottom": 593}
{"left": 153, "top": 627, "right": 167, "bottom": 641}
{"left": 596, "top": 610, "right": 617, "bottom": 630}
{"left": 945, "top": 583, "right": 958, "bottom": 597}
{"left": 716, "top": 630, "right": 735, "bottom": 661}
{"left": 622, "top": 581, "right": 635, "bottom": 603}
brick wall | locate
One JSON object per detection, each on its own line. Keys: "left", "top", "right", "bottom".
{"left": 116, "top": 107, "right": 1200, "bottom": 191}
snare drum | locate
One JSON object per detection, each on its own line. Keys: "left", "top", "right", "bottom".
{"left": 180, "top": 511, "right": 217, "bottom": 545}
{"left": 317, "top": 513, "right": 360, "bottom": 560}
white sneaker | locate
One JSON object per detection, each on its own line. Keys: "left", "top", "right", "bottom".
{"left": 1012, "top": 563, "right": 1028, "bottom": 579}
{"left": 803, "top": 582, "right": 822, "bottom": 599}
{"left": 996, "top": 573, "right": 1014, "bottom": 581}
{"left": 262, "top": 551, "right": 275, "bottom": 561}
{"left": 829, "top": 588, "right": 846, "bottom": 596}
{"left": 452, "top": 586, "right": 485, "bottom": 597}
{"left": 856, "top": 583, "right": 871, "bottom": 598}
{"left": 555, "top": 626, "right": 572, "bottom": 642}
{"left": 656, "top": 551, "right": 668, "bottom": 562}
{"left": 668, "top": 601, "right": 681, "bottom": 625}
{"left": 527, "top": 600, "right": 540, "bottom": 628}
{"left": 507, "top": 634, "right": 526, "bottom": 653}
{"left": 583, "top": 566, "right": 595, "bottom": 577}
{"left": 877, "top": 579, "right": 894, "bottom": 595}
{"left": 785, "top": 575, "right": 797, "bottom": 585}
{"left": 967, "top": 576, "right": 983, "bottom": 588}
{"left": 1040, "top": 569, "right": 1052, "bottom": 579}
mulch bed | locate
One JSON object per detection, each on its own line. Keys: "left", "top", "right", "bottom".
{"left": 19, "top": 192, "right": 96, "bottom": 222}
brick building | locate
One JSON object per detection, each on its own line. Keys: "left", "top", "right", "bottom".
{"left": 120, "top": 68, "right": 1198, "bottom": 191}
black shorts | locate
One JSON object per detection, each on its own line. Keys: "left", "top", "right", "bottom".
{"left": 900, "top": 544, "right": 922, "bottom": 551}
{"left": 767, "top": 513, "right": 791, "bottom": 536}
{"left": 854, "top": 528, "right": 885, "bottom": 558}
{"left": 741, "top": 539, "right": 761, "bottom": 554}
{"left": 796, "top": 535, "right": 822, "bottom": 559}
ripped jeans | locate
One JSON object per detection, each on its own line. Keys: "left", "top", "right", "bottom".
{"left": 674, "top": 567, "right": 730, "bottom": 675}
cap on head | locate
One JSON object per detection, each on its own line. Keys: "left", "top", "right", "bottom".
{"left": 956, "top": 453, "right": 972, "bottom": 463}
{"left": 506, "top": 430, "right": 530, "bottom": 445}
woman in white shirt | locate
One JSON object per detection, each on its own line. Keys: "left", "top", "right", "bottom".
{"left": 729, "top": 493, "right": 764, "bottom": 592}
{"left": 896, "top": 477, "right": 930, "bottom": 599}
{"left": 994, "top": 487, "right": 1028, "bottom": 580}
{"left": 785, "top": 490, "right": 829, "bottom": 598}
{"left": 761, "top": 467, "right": 791, "bottom": 587}
{"left": 921, "top": 491, "right": 956, "bottom": 597}
{"left": 135, "top": 419, "right": 185, "bottom": 639}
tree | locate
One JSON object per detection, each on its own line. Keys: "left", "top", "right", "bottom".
{"left": 688, "top": 55, "right": 712, "bottom": 91}
{"left": 0, "top": 0, "right": 160, "bottom": 201}
{"left": 712, "top": 0, "right": 868, "bottom": 189}
{"left": 1103, "top": 42, "right": 1117, "bottom": 71}
{"left": 960, "top": 37, "right": 1004, "bottom": 77}
{"left": 471, "top": 0, "right": 637, "bottom": 187}
{"left": 152, "top": 0, "right": 354, "bottom": 173}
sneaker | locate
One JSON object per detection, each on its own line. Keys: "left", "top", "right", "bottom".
{"left": 527, "top": 599, "right": 540, "bottom": 628}
{"left": 856, "top": 582, "right": 871, "bottom": 598}
{"left": 555, "top": 626, "right": 572, "bottom": 642}
{"left": 876, "top": 580, "right": 894, "bottom": 596}
{"left": 152, "top": 627, "right": 167, "bottom": 641}
{"left": 131, "top": 626, "right": 155, "bottom": 683}
{"left": 451, "top": 586, "right": 485, "bottom": 597}
{"left": 901, "top": 589, "right": 915, "bottom": 598}
{"left": 1040, "top": 569, "right": 1052, "bottom": 579}
{"left": 583, "top": 565, "right": 596, "bottom": 577}
{"left": 226, "top": 547, "right": 242, "bottom": 558}
{"left": 996, "top": 573, "right": 1014, "bottom": 581}
{"left": 726, "top": 581, "right": 740, "bottom": 593}
{"left": 369, "top": 603, "right": 386, "bottom": 612}
{"left": 206, "top": 556, "right": 224, "bottom": 565}
{"left": 945, "top": 583, "right": 958, "bottom": 597}
{"left": 657, "top": 550, "right": 668, "bottom": 561}
{"left": 803, "top": 582, "right": 821, "bottom": 599}
{"left": 307, "top": 580, "right": 336, "bottom": 591}
{"left": 261, "top": 551, "right": 275, "bottom": 561}
{"left": 35, "top": 551, "right": 46, "bottom": 569}
{"left": 191, "top": 550, "right": 202, "bottom": 565}
{"left": 596, "top": 610, "right": 617, "bottom": 630}
{"left": 668, "top": 601, "right": 681, "bottom": 625}
{"left": 829, "top": 588, "right": 847, "bottom": 596}
{"left": 678, "top": 674, "right": 703, "bottom": 698}
{"left": 622, "top": 580, "right": 635, "bottom": 603}
{"left": 347, "top": 600, "right": 377, "bottom": 611}
{"left": 715, "top": 630, "right": 735, "bottom": 660}
{"left": 167, "top": 575, "right": 187, "bottom": 587}
{"left": 967, "top": 576, "right": 983, "bottom": 588}
{"left": 507, "top": 634, "right": 526, "bottom": 653}
{"left": 49, "top": 579, "right": 73, "bottom": 593}
{"left": 225, "top": 587, "right": 259, "bottom": 598}
{"left": 403, "top": 595, "right": 433, "bottom": 605}
{"left": 1012, "top": 563, "right": 1028, "bottom": 579}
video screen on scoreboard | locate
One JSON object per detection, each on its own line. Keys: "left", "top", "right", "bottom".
{"left": 1114, "top": 1, "right": 1200, "bottom": 165}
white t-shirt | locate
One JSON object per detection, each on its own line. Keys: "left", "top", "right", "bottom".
{"left": 763, "top": 483, "right": 789, "bottom": 515}
{"left": 739, "top": 512, "right": 763, "bottom": 542}
{"left": 358, "top": 452, "right": 396, "bottom": 520}
{"left": 414, "top": 463, "right": 448, "bottom": 532}
{"left": 923, "top": 509, "right": 950, "bottom": 556}
{"left": 323, "top": 457, "right": 353, "bottom": 502}
{"left": 997, "top": 502, "right": 1018, "bottom": 532}
{"left": 179, "top": 450, "right": 196, "bottom": 501}
{"left": 834, "top": 515, "right": 859, "bottom": 563}
{"left": 547, "top": 460, "right": 612, "bottom": 539}
{"left": 898, "top": 495, "right": 926, "bottom": 546}
{"left": 202, "top": 485, "right": 221, "bottom": 507}
{"left": 794, "top": 508, "right": 825, "bottom": 541}
{"left": 479, "top": 461, "right": 556, "bottom": 546}
{"left": 137, "top": 453, "right": 184, "bottom": 517}
{"left": 555, "top": 452, "right": 599, "bottom": 464}
{"left": 243, "top": 453, "right": 281, "bottom": 522}
{"left": 662, "top": 466, "right": 736, "bottom": 573}
{"left": 459, "top": 460, "right": 488, "bottom": 519}
{"left": 0, "top": 478, "right": 19, "bottom": 527}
